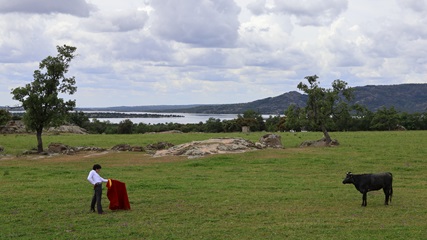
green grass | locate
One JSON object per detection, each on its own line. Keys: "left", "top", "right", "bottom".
{"left": 0, "top": 131, "right": 426, "bottom": 239}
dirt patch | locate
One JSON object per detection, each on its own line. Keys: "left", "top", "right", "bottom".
{"left": 82, "top": 151, "right": 111, "bottom": 158}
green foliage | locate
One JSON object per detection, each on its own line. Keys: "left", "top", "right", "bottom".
{"left": 237, "top": 109, "right": 265, "bottom": 131}
{"left": 0, "top": 109, "right": 12, "bottom": 125}
{"left": 67, "top": 111, "right": 90, "bottom": 129}
{"left": 297, "top": 75, "right": 353, "bottom": 142}
{"left": 370, "top": 106, "right": 400, "bottom": 130}
{"left": 117, "top": 119, "right": 134, "bottom": 134}
{"left": 0, "top": 131, "right": 426, "bottom": 239}
{"left": 264, "top": 115, "right": 284, "bottom": 132}
{"left": 11, "top": 45, "right": 77, "bottom": 152}
{"left": 222, "top": 119, "right": 240, "bottom": 132}
{"left": 284, "top": 104, "right": 308, "bottom": 131}
{"left": 399, "top": 112, "right": 427, "bottom": 130}
{"left": 204, "top": 117, "right": 223, "bottom": 133}
{"left": 134, "top": 122, "right": 151, "bottom": 134}
{"left": 71, "top": 107, "right": 427, "bottom": 135}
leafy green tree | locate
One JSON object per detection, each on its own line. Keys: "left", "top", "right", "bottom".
{"left": 11, "top": 45, "right": 77, "bottom": 152}
{"left": 237, "top": 109, "right": 265, "bottom": 131}
{"left": 297, "top": 75, "right": 353, "bottom": 143}
{"left": 350, "top": 104, "right": 374, "bottom": 131}
{"left": 86, "top": 119, "right": 107, "bottom": 134}
{"left": 370, "top": 106, "right": 399, "bottom": 130}
{"left": 68, "top": 111, "right": 90, "bottom": 129}
{"left": 284, "top": 104, "right": 305, "bottom": 131}
{"left": 117, "top": 119, "right": 134, "bottom": 134}
{"left": 205, "top": 117, "right": 223, "bottom": 133}
{"left": 264, "top": 115, "right": 280, "bottom": 132}
{"left": 332, "top": 102, "right": 352, "bottom": 131}
{"left": 399, "top": 112, "right": 424, "bottom": 130}
{"left": 222, "top": 119, "right": 240, "bottom": 132}
{"left": 0, "top": 109, "right": 12, "bottom": 125}
{"left": 135, "top": 122, "right": 151, "bottom": 134}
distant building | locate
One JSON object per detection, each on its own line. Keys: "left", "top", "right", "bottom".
{"left": 242, "top": 126, "right": 250, "bottom": 133}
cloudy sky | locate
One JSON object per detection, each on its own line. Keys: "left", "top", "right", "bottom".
{"left": 1, "top": 0, "right": 426, "bottom": 107}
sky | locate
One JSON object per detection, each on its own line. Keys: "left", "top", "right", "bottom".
{"left": 1, "top": 0, "right": 426, "bottom": 108}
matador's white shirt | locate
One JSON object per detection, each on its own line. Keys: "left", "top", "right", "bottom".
{"left": 87, "top": 170, "right": 108, "bottom": 185}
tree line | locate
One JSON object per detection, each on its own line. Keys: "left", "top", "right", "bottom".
{"left": 63, "top": 106, "right": 427, "bottom": 134}
{"left": 2, "top": 105, "right": 426, "bottom": 135}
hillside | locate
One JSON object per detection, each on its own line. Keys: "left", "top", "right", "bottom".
{"left": 352, "top": 84, "right": 427, "bottom": 113}
{"left": 165, "top": 91, "right": 308, "bottom": 114}
{"left": 5, "top": 83, "right": 426, "bottom": 114}
{"left": 156, "top": 83, "right": 427, "bottom": 114}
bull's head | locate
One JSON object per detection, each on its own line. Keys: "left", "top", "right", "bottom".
{"left": 342, "top": 172, "right": 354, "bottom": 184}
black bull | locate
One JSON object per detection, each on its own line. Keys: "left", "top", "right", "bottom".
{"left": 342, "top": 172, "right": 393, "bottom": 206}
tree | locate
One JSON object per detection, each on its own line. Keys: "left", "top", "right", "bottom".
{"left": 11, "top": 45, "right": 77, "bottom": 152}
{"left": 237, "top": 109, "right": 265, "bottom": 131}
{"left": 350, "top": 104, "right": 374, "bottom": 131}
{"left": 0, "top": 109, "right": 12, "bottom": 126}
{"left": 370, "top": 106, "right": 399, "bottom": 130}
{"left": 297, "top": 75, "right": 353, "bottom": 144}
{"left": 265, "top": 115, "right": 283, "bottom": 132}
{"left": 205, "top": 117, "right": 223, "bottom": 133}
{"left": 68, "top": 110, "right": 90, "bottom": 129}
{"left": 87, "top": 119, "right": 108, "bottom": 134}
{"left": 284, "top": 104, "right": 305, "bottom": 131}
{"left": 117, "top": 119, "right": 134, "bottom": 134}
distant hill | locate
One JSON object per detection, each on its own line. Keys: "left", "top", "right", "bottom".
{"left": 152, "top": 83, "right": 427, "bottom": 114}
{"left": 5, "top": 83, "right": 426, "bottom": 114}
{"left": 77, "top": 105, "right": 204, "bottom": 112}
{"left": 164, "top": 91, "right": 308, "bottom": 115}
{"left": 352, "top": 84, "right": 427, "bottom": 113}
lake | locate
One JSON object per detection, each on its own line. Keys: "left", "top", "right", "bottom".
{"left": 89, "top": 112, "right": 240, "bottom": 124}
{"left": 11, "top": 110, "right": 275, "bottom": 125}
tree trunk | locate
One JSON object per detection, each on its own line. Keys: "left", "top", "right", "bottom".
{"left": 36, "top": 128, "right": 43, "bottom": 153}
{"left": 321, "top": 125, "right": 332, "bottom": 144}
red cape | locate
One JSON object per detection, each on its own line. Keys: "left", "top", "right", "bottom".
{"left": 106, "top": 179, "right": 131, "bottom": 210}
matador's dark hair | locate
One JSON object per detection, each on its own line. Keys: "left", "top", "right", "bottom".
{"left": 92, "top": 164, "right": 102, "bottom": 170}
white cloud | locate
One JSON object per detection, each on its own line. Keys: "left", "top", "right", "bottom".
{"left": 0, "top": 0, "right": 426, "bottom": 107}
{"left": 247, "top": 0, "right": 268, "bottom": 15}
{"left": 272, "top": 0, "right": 348, "bottom": 26}
{"left": 0, "top": 0, "right": 96, "bottom": 17}
{"left": 149, "top": 0, "right": 241, "bottom": 47}
{"left": 81, "top": 9, "right": 149, "bottom": 32}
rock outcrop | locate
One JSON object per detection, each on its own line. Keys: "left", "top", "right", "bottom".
{"left": 153, "top": 138, "right": 263, "bottom": 158}
{"left": 47, "top": 125, "right": 88, "bottom": 134}
{"left": 47, "top": 143, "right": 107, "bottom": 155}
{"left": 0, "top": 120, "right": 87, "bottom": 134}
{"left": 0, "top": 120, "right": 29, "bottom": 134}
{"left": 259, "top": 134, "right": 283, "bottom": 148}
{"left": 111, "top": 144, "right": 144, "bottom": 152}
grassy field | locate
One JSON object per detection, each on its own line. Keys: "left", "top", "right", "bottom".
{"left": 0, "top": 131, "right": 426, "bottom": 239}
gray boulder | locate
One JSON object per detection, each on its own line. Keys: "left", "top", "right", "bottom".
{"left": 259, "top": 134, "right": 283, "bottom": 148}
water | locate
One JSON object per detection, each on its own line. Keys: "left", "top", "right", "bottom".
{"left": 11, "top": 110, "right": 275, "bottom": 125}
{"left": 89, "top": 112, "right": 240, "bottom": 124}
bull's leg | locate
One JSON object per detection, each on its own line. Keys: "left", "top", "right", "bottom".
{"left": 383, "top": 187, "right": 390, "bottom": 205}
{"left": 362, "top": 192, "right": 367, "bottom": 207}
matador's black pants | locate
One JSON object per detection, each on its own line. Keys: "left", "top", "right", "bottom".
{"left": 91, "top": 183, "right": 103, "bottom": 213}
